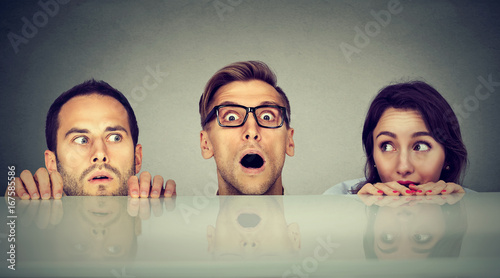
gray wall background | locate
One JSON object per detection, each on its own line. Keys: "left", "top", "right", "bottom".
{"left": 1, "top": 0, "right": 499, "bottom": 195}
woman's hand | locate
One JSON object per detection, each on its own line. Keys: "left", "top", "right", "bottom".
{"left": 409, "top": 180, "right": 465, "bottom": 195}
{"left": 357, "top": 180, "right": 465, "bottom": 196}
{"left": 357, "top": 181, "right": 414, "bottom": 196}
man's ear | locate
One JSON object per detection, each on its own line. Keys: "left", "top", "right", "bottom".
{"left": 44, "top": 150, "right": 57, "bottom": 173}
{"left": 134, "top": 144, "right": 143, "bottom": 174}
{"left": 285, "top": 128, "right": 295, "bottom": 157}
{"left": 200, "top": 131, "right": 214, "bottom": 159}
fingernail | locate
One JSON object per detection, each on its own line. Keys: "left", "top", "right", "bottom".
{"left": 132, "top": 190, "right": 138, "bottom": 197}
{"left": 141, "top": 191, "right": 147, "bottom": 197}
{"left": 152, "top": 190, "right": 158, "bottom": 195}
{"left": 427, "top": 190, "right": 432, "bottom": 193}
{"left": 55, "top": 193, "right": 62, "bottom": 199}
{"left": 21, "top": 193, "right": 29, "bottom": 198}
{"left": 42, "top": 193, "right": 50, "bottom": 199}
{"left": 417, "top": 190, "right": 422, "bottom": 193}
{"left": 377, "top": 190, "right": 383, "bottom": 193}
{"left": 406, "top": 190, "right": 412, "bottom": 194}
{"left": 393, "top": 191, "right": 398, "bottom": 193}
{"left": 441, "top": 190, "right": 446, "bottom": 192}
{"left": 32, "top": 193, "right": 39, "bottom": 199}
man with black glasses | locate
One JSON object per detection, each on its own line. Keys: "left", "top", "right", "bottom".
{"left": 199, "top": 61, "right": 295, "bottom": 195}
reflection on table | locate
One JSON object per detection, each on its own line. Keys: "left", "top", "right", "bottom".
{"left": 1, "top": 193, "right": 499, "bottom": 277}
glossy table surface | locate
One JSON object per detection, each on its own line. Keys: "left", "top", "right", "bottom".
{"left": 1, "top": 193, "right": 500, "bottom": 277}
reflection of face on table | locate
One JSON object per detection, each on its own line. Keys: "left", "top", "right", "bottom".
{"left": 373, "top": 205, "right": 445, "bottom": 259}
{"left": 53, "top": 197, "right": 139, "bottom": 261}
{"left": 207, "top": 196, "right": 300, "bottom": 259}
{"left": 364, "top": 200, "right": 467, "bottom": 260}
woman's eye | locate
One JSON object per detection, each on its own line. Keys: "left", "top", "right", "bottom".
{"left": 73, "top": 136, "right": 88, "bottom": 145}
{"left": 381, "top": 143, "right": 395, "bottom": 152}
{"left": 413, "top": 234, "right": 432, "bottom": 244}
{"left": 414, "top": 142, "right": 430, "bottom": 151}
{"left": 259, "top": 112, "right": 275, "bottom": 121}
{"left": 108, "top": 134, "right": 122, "bottom": 142}
{"left": 224, "top": 113, "right": 240, "bottom": 122}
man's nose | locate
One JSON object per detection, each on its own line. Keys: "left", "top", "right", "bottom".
{"left": 91, "top": 139, "right": 108, "bottom": 163}
{"left": 242, "top": 113, "right": 261, "bottom": 141}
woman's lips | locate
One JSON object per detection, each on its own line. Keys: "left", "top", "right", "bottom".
{"left": 397, "top": 180, "right": 418, "bottom": 186}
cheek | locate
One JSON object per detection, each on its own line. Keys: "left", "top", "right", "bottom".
{"left": 419, "top": 158, "right": 445, "bottom": 181}
{"left": 373, "top": 151, "right": 392, "bottom": 182}
{"left": 418, "top": 148, "right": 446, "bottom": 181}
{"left": 58, "top": 146, "right": 89, "bottom": 169}
{"left": 111, "top": 146, "right": 136, "bottom": 166}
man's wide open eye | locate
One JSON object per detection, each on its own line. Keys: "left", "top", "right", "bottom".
{"left": 108, "top": 134, "right": 122, "bottom": 142}
{"left": 73, "top": 136, "right": 88, "bottom": 145}
{"left": 224, "top": 112, "right": 240, "bottom": 122}
{"left": 259, "top": 112, "right": 275, "bottom": 122}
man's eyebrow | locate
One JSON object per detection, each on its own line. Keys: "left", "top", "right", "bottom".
{"left": 376, "top": 131, "right": 396, "bottom": 139}
{"left": 105, "top": 125, "right": 129, "bottom": 134}
{"left": 64, "top": 128, "right": 90, "bottom": 139}
{"left": 412, "top": 131, "right": 432, "bottom": 138}
{"left": 259, "top": 101, "right": 282, "bottom": 106}
{"left": 64, "top": 126, "right": 128, "bottom": 139}
{"left": 217, "top": 101, "right": 239, "bottom": 106}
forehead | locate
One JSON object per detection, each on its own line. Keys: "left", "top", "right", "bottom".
{"left": 375, "top": 108, "right": 428, "bottom": 133}
{"left": 211, "top": 80, "right": 284, "bottom": 108}
{"left": 58, "top": 94, "right": 129, "bottom": 132}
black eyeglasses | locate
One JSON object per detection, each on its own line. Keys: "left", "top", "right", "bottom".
{"left": 203, "top": 104, "right": 287, "bottom": 128}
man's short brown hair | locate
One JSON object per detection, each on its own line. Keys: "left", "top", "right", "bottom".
{"left": 199, "top": 61, "right": 291, "bottom": 129}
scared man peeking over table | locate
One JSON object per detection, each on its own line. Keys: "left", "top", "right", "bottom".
{"left": 13, "top": 79, "right": 175, "bottom": 199}
{"left": 199, "top": 61, "right": 295, "bottom": 195}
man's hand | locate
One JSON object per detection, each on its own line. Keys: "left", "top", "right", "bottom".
{"left": 128, "top": 171, "right": 176, "bottom": 198}
{"left": 7, "top": 168, "right": 63, "bottom": 200}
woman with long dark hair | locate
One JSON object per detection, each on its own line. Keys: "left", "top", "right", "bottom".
{"left": 325, "top": 81, "right": 468, "bottom": 195}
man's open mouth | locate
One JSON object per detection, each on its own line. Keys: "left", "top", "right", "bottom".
{"left": 88, "top": 172, "right": 113, "bottom": 183}
{"left": 92, "top": 176, "right": 109, "bottom": 180}
{"left": 240, "top": 154, "right": 264, "bottom": 169}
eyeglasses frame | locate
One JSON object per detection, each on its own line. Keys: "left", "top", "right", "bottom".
{"left": 204, "top": 104, "right": 287, "bottom": 128}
